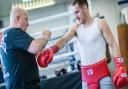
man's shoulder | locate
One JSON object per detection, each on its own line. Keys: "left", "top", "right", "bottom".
{"left": 4, "top": 28, "right": 24, "bottom": 36}
{"left": 71, "top": 23, "right": 79, "bottom": 27}
{"left": 98, "top": 18, "right": 107, "bottom": 25}
{"left": 70, "top": 23, "right": 79, "bottom": 31}
{"left": 4, "top": 28, "right": 18, "bottom": 33}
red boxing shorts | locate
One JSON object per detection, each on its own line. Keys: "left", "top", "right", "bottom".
{"left": 81, "top": 59, "right": 111, "bottom": 89}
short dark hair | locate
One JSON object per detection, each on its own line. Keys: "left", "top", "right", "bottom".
{"left": 72, "top": 0, "right": 88, "bottom": 7}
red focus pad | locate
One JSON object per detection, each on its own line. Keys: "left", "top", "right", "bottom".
{"left": 37, "top": 49, "right": 53, "bottom": 67}
{"left": 81, "top": 59, "right": 110, "bottom": 89}
{"left": 113, "top": 57, "right": 128, "bottom": 88}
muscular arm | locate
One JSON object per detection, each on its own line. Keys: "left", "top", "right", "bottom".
{"left": 100, "top": 19, "right": 121, "bottom": 57}
{"left": 100, "top": 20, "right": 128, "bottom": 89}
{"left": 55, "top": 23, "right": 79, "bottom": 50}
{"left": 28, "top": 36, "right": 49, "bottom": 54}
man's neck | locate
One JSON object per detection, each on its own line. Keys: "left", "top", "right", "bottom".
{"left": 9, "top": 23, "right": 20, "bottom": 29}
{"left": 84, "top": 15, "right": 94, "bottom": 27}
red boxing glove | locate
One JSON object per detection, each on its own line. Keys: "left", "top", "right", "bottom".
{"left": 37, "top": 45, "right": 59, "bottom": 68}
{"left": 113, "top": 57, "right": 128, "bottom": 88}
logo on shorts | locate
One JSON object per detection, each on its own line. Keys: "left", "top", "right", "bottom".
{"left": 121, "top": 73, "right": 127, "bottom": 77}
{"left": 87, "top": 69, "right": 93, "bottom": 75}
{"left": 118, "top": 58, "right": 124, "bottom": 63}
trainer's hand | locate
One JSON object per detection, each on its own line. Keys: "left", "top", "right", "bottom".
{"left": 42, "top": 29, "right": 51, "bottom": 40}
{"left": 113, "top": 57, "right": 128, "bottom": 88}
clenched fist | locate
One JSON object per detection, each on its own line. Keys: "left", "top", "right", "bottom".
{"left": 42, "top": 29, "right": 51, "bottom": 40}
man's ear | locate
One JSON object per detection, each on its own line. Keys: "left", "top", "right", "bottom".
{"left": 82, "top": 5, "right": 88, "bottom": 15}
{"left": 82, "top": 5, "right": 88, "bottom": 11}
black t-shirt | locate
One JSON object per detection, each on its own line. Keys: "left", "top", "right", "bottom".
{"left": 0, "top": 28, "right": 40, "bottom": 89}
{"left": 0, "top": 60, "right": 4, "bottom": 83}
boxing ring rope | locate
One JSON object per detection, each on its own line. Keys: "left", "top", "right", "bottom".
{"left": 32, "top": 24, "right": 70, "bottom": 38}
{"left": 29, "top": 11, "right": 73, "bottom": 25}
{"left": 53, "top": 51, "right": 78, "bottom": 62}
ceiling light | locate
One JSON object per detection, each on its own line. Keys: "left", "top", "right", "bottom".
{"left": 22, "top": 0, "right": 32, "bottom": 3}
{"left": 12, "top": 0, "right": 55, "bottom": 11}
